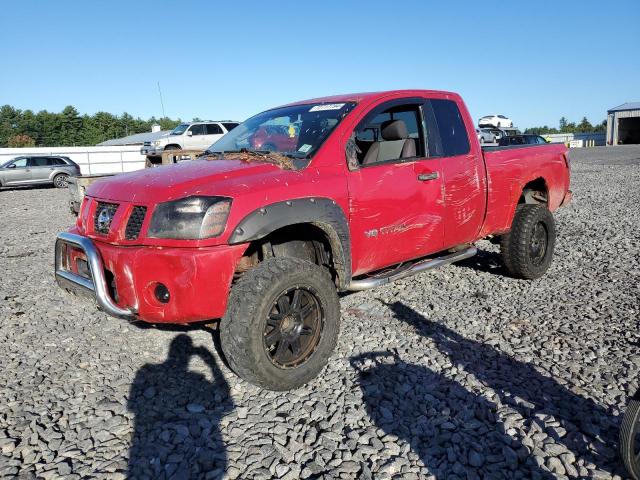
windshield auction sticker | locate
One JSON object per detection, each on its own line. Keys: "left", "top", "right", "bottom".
{"left": 309, "top": 103, "right": 345, "bottom": 112}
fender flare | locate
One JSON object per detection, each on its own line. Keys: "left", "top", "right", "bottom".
{"left": 228, "top": 198, "right": 352, "bottom": 289}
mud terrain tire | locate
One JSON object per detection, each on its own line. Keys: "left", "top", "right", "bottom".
{"left": 620, "top": 394, "right": 640, "bottom": 480}
{"left": 500, "top": 204, "right": 556, "bottom": 279}
{"left": 221, "top": 257, "right": 340, "bottom": 391}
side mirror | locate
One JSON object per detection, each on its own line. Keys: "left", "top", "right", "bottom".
{"left": 186, "top": 130, "right": 193, "bottom": 137}
{"left": 345, "top": 134, "right": 361, "bottom": 171}
{"left": 7, "top": 164, "right": 16, "bottom": 169}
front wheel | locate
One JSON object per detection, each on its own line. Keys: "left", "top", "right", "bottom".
{"left": 220, "top": 257, "right": 340, "bottom": 390}
{"left": 53, "top": 173, "right": 69, "bottom": 188}
{"left": 500, "top": 204, "right": 556, "bottom": 279}
{"left": 621, "top": 394, "right": 640, "bottom": 480}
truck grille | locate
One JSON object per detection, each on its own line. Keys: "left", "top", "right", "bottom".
{"left": 125, "top": 206, "right": 147, "bottom": 240}
{"left": 94, "top": 202, "right": 119, "bottom": 235}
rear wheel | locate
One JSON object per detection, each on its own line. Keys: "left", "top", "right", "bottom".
{"left": 53, "top": 173, "right": 69, "bottom": 188}
{"left": 620, "top": 395, "right": 640, "bottom": 480}
{"left": 220, "top": 257, "right": 340, "bottom": 390}
{"left": 500, "top": 204, "right": 556, "bottom": 279}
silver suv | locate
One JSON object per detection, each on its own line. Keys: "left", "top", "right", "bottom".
{"left": 0, "top": 156, "right": 81, "bottom": 189}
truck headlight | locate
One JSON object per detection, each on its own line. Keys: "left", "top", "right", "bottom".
{"left": 148, "top": 196, "right": 232, "bottom": 239}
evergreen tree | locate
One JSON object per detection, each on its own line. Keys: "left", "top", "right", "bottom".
{"left": 0, "top": 105, "right": 183, "bottom": 147}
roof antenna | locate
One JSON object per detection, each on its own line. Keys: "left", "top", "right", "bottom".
{"left": 157, "top": 81, "right": 166, "bottom": 118}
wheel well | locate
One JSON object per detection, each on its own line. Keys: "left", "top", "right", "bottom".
{"left": 519, "top": 178, "right": 548, "bottom": 206}
{"left": 164, "top": 144, "right": 182, "bottom": 150}
{"left": 236, "top": 224, "right": 339, "bottom": 284}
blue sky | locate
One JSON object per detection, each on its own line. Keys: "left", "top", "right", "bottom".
{"left": 2, "top": 1, "right": 639, "bottom": 129}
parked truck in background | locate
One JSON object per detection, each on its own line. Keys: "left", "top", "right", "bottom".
{"left": 54, "top": 89, "right": 571, "bottom": 390}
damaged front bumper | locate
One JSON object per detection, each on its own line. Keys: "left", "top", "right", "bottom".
{"left": 55, "top": 232, "right": 137, "bottom": 320}
{"left": 54, "top": 231, "right": 247, "bottom": 323}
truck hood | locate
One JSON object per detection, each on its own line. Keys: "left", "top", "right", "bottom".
{"left": 87, "top": 159, "right": 285, "bottom": 203}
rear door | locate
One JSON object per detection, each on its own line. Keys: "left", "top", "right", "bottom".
{"left": 29, "top": 157, "right": 53, "bottom": 183}
{"left": 424, "top": 98, "right": 486, "bottom": 248}
{"left": 346, "top": 98, "right": 445, "bottom": 275}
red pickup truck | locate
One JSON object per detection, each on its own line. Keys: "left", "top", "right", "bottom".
{"left": 55, "top": 90, "right": 571, "bottom": 390}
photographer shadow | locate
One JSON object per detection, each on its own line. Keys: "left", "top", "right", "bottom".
{"left": 127, "top": 334, "right": 233, "bottom": 479}
{"left": 352, "top": 350, "right": 556, "bottom": 479}
{"left": 351, "top": 302, "right": 622, "bottom": 478}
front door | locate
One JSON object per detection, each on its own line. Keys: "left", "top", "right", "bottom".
{"left": 346, "top": 100, "right": 445, "bottom": 275}
{"left": 184, "top": 124, "right": 206, "bottom": 150}
{"left": 2, "top": 157, "right": 31, "bottom": 185}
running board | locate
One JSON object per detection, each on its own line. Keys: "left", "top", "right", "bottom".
{"left": 347, "top": 246, "right": 477, "bottom": 291}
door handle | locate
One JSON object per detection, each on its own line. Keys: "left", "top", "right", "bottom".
{"left": 417, "top": 172, "right": 439, "bottom": 181}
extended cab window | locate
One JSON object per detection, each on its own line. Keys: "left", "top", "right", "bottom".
{"left": 426, "top": 99, "right": 470, "bottom": 157}
{"left": 206, "top": 124, "right": 223, "bottom": 135}
{"left": 353, "top": 104, "right": 423, "bottom": 166}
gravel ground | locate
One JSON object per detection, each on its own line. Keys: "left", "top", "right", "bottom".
{"left": 0, "top": 145, "right": 639, "bottom": 479}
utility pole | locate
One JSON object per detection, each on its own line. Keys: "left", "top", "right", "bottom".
{"left": 157, "top": 81, "right": 166, "bottom": 118}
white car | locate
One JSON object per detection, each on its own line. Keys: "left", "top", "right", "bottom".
{"left": 475, "top": 128, "right": 496, "bottom": 144}
{"left": 145, "top": 121, "right": 239, "bottom": 155}
{"left": 478, "top": 115, "right": 513, "bottom": 128}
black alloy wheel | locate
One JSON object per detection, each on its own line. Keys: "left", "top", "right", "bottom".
{"left": 264, "top": 287, "right": 323, "bottom": 368}
{"left": 529, "top": 221, "right": 548, "bottom": 266}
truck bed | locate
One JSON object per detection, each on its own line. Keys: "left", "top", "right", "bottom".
{"left": 479, "top": 142, "right": 570, "bottom": 237}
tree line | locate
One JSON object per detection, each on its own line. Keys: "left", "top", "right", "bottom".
{"left": 1, "top": 104, "right": 608, "bottom": 147}
{"left": 524, "top": 116, "right": 607, "bottom": 135}
{"left": 0, "top": 105, "right": 183, "bottom": 148}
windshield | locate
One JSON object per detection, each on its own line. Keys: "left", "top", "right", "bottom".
{"left": 171, "top": 123, "right": 190, "bottom": 135}
{"left": 206, "top": 102, "right": 356, "bottom": 160}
